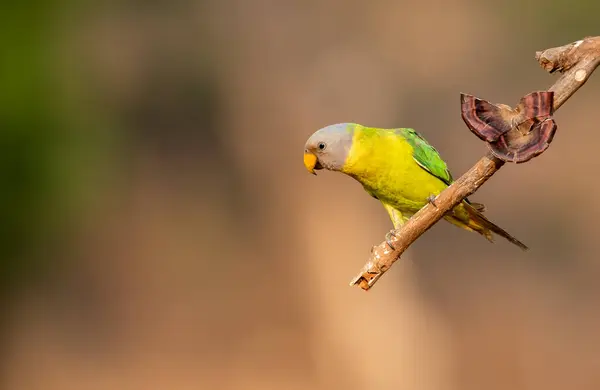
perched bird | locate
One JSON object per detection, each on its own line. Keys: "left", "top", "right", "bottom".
{"left": 303, "top": 123, "right": 528, "bottom": 250}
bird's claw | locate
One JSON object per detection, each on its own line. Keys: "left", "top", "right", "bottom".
{"left": 427, "top": 194, "right": 438, "bottom": 208}
{"left": 385, "top": 230, "right": 397, "bottom": 251}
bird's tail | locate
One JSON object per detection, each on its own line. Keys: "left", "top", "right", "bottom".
{"left": 444, "top": 202, "right": 529, "bottom": 251}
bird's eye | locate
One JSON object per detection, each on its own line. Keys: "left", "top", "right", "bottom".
{"left": 318, "top": 142, "right": 326, "bottom": 150}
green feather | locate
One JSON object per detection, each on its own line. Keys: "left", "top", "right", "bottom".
{"left": 397, "top": 128, "right": 453, "bottom": 186}
{"left": 397, "top": 128, "right": 485, "bottom": 210}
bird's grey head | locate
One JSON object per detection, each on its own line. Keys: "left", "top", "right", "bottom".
{"left": 303, "top": 123, "right": 356, "bottom": 174}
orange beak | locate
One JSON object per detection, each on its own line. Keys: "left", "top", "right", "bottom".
{"left": 303, "top": 152, "right": 318, "bottom": 175}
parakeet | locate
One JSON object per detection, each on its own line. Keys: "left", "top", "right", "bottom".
{"left": 303, "top": 123, "right": 528, "bottom": 250}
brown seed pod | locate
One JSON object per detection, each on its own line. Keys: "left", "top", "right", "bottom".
{"left": 461, "top": 91, "right": 557, "bottom": 163}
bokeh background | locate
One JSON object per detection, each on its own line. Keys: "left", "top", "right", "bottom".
{"left": 2, "top": 1, "right": 600, "bottom": 389}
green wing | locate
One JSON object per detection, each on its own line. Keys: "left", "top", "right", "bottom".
{"left": 397, "top": 128, "right": 453, "bottom": 185}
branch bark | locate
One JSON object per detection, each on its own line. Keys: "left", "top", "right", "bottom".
{"left": 351, "top": 36, "right": 600, "bottom": 291}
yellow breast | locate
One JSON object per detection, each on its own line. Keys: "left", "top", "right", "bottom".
{"left": 342, "top": 128, "right": 448, "bottom": 213}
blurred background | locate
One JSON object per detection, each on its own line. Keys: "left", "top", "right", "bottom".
{"left": 2, "top": 1, "right": 600, "bottom": 389}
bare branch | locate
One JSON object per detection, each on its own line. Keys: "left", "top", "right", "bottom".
{"left": 351, "top": 36, "right": 600, "bottom": 291}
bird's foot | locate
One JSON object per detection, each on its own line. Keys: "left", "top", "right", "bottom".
{"left": 385, "top": 230, "right": 398, "bottom": 251}
{"left": 427, "top": 194, "right": 438, "bottom": 208}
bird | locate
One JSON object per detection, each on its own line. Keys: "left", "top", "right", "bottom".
{"left": 303, "top": 123, "right": 528, "bottom": 250}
